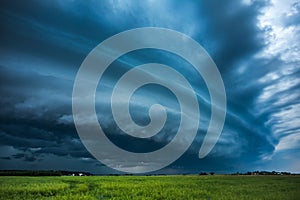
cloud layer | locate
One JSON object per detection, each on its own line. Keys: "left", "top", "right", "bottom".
{"left": 0, "top": 0, "right": 299, "bottom": 173}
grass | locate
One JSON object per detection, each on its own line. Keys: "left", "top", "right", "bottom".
{"left": 0, "top": 175, "right": 299, "bottom": 199}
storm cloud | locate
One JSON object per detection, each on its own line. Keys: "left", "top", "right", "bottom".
{"left": 0, "top": 0, "right": 299, "bottom": 174}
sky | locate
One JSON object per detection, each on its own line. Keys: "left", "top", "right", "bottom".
{"left": 0, "top": 0, "right": 299, "bottom": 174}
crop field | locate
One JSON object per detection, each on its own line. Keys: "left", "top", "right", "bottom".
{"left": 0, "top": 175, "right": 299, "bottom": 200}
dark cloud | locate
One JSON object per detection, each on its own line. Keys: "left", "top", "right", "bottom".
{"left": 0, "top": 157, "right": 11, "bottom": 160}
{"left": 194, "top": 0, "right": 267, "bottom": 69}
{"left": 0, "top": 0, "right": 299, "bottom": 173}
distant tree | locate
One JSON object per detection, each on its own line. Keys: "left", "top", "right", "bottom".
{"left": 210, "top": 172, "right": 215, "bottom": 175}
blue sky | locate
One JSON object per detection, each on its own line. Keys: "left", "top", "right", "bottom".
{"left": 0, "top": 0, "right": 299, "bottom": 174}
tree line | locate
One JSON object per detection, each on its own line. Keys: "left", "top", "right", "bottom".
{"left": 0, "top": 170, "right": 92, "bottom": 176}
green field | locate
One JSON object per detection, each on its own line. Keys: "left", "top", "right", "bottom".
{"left": 0, "top": 175, "right": 299, "bottom": 200}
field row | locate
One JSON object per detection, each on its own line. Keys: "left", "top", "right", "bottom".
{"left": 0, "top": 175, "right": 299, "bottom": 199}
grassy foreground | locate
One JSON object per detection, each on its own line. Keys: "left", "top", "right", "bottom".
{"left": 0, "top": 175, "right": 299, "bottom": 200}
